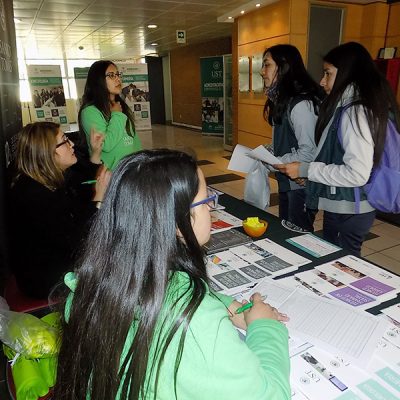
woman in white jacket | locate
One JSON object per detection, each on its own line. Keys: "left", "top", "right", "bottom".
{"left": 275, "top": 42, "right": 400, "bottom": 255}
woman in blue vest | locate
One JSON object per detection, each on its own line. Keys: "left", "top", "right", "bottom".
{"left": 275, "top": 42, "right": 400, "bottom": 255}
{"left": 261, "top": 44, "right": 323, "bottom": 233}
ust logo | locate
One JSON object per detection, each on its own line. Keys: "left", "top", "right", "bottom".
{"left": 211, "top": 60, "right": 222, "bottom": 78}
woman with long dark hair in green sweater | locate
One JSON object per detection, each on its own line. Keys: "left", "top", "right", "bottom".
{"left": 55, "top": 149, "right": 290, "bottom": 400}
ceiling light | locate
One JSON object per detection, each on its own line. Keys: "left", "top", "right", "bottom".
{"left": 256, "top": 3, "right": 261, "bottom": 7}
{"left": 228, "top": 16, "right": 233, "bottom": 19}
{"left": 147, "top": 24, "right": 158, "bottom": 29}
{"left": 151, "top": 43, "right": 158, "bottom": 46}
{"left": 240, "top": 10, "right": 245, "bottom": 14}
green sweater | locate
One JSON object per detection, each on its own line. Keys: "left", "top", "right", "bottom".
{"left": 80, "top": 105, "right": 142, "bottom": 170}
{"left": 64, "top": 271, "right": 290, "bottom": 400}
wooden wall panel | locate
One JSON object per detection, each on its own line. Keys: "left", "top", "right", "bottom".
{"left": 238, "top": 0, "right": 290, "bottom": 46}
{"left": 170, "top": 37, "right": 232, "bottom": 127}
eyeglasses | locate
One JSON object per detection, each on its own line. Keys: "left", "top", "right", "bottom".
{"left": 191, "top": 189, "right": 219, "bottom": 210}
{"left": 105, "top": 71, "right": 123, "bottom": 80}
{"left": 56, "top": 135, "right": 72, "bottom": 148}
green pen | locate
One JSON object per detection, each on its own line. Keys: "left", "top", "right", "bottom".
{"left": 235, "top": 302, "right": 254, "bottom": 314}
{"left": 81, "top": 179, "right": 97, "bottom": 185}
{"left": 235, "top": 295, "right": 267, "bottom": 314}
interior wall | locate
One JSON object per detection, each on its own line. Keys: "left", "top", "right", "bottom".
{"left": 169, "top": 36, "right": 232, "bottom": 128}
{"left": 236, "top": 0, "right": 292, "bottom": 148}
{"left": 385, "top": 3, "right": 400, "bottom": 102}
{"left": 234, "top": 0, "right": 399, "bottom": 148}
{"left": 162, "top": 54, "right": 172, "bottom": 122}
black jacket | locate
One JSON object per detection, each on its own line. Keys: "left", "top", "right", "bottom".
{"left": 8, "top": 161, "right": 99, "bottom": 299}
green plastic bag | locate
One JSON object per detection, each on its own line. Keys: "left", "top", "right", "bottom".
{"left": 0, "top": 311, "right": 60, "bottom": 358}
{"left": 2, "top": 312, "right": 61, "bottom": 400}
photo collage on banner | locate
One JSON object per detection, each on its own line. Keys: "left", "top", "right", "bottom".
{"left": 116, "top": 62, "right": 151, "bottom": 131}
{"left": 200, "top": 56, "right": 224, "bottom": 135}
{"left": 27, "top": 65, "right": 69, "bottom": 130}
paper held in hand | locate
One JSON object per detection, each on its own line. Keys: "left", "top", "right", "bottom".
{"left": 228, "top": 144, "right": 282, "bottom": 173}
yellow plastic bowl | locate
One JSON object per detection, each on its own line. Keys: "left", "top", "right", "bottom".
{"left": 242, "top": 219, "right": 268, "bottom": 238}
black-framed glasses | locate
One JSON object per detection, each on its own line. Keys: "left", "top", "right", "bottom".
{"left": 56, "top": 135, "right": 72, "bottom": 148}
{"left": 191, "top": 189, "right": 219, "bottom": 210}
{"left": 105, "top": 71, "right": 123, "bottom": 80}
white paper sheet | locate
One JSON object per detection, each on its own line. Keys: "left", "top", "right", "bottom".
{"left": 227, "top": 144, "right": 282, "bottom": 173}
{"left": 227, "top": 144, "right": 257, "bottom": 173}
{"left": 279, "top": 290, "right": 389, "bottom": 366}
{"left": 250, "top": 279, "right": 389, "bottom": 366}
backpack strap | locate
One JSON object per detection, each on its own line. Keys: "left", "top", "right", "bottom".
{"left": 336, "top": 103, "right": 362, "bottom": 214}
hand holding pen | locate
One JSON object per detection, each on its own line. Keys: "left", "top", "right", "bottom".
{"left": 237, "top": 293, "right": 289, "bottom": 326}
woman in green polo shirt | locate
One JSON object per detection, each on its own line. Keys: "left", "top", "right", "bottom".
{"left": 79, "top": 60, "right": 142, "bottom": 170}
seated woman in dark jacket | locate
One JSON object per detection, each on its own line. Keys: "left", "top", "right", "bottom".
{"left": 8, "top": 122, "right": 111, "bottom": 299}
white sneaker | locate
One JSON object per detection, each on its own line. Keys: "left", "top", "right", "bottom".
{"left": 281, "top": 219, "right": 310, "bottom": 234}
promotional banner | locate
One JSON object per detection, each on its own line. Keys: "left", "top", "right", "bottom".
{"left": 200, "top": 56, "right": 224, "bottom": 135}
{"left": 0, "top": 0, "right": 23, "bottom": 272}
{"left": 27, "top": 65, "right": 69, "bottom": 129}
{"left": 117, "top": 62, "right": 151, "bottom": 131}
{"left": 73, "top": 66, "right": 89, "bottom": 120}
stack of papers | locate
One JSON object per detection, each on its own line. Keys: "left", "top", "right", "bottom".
{"left": 206, "top": 238, "right": 310, "bottom": 295}
{"left": 249, "top": 279, "right": 389, "bottom": 367}
{"left": 210, "top": 210, "right": 243, "bottom": 233}
{"left": 292, "top": 255, "right": 400, "bottom": 309}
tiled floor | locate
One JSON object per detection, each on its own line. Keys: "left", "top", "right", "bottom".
{"left": 140, "top": 124, "right": 400, "bottom": 276}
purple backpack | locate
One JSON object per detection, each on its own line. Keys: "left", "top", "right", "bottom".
{"left": 338, "top": 107, "right": 400, "bottom": 214}
{"left": 364, "top": 119, "right": 400, "bottom": 213}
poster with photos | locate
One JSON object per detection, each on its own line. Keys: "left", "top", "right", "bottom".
{"left": 27, "top": 65, "right": 69, "bottom": 130}
{"left": 116, "top": 62, "right": 151, "bottom": 131}
{"left": 73, "top": 67, "right": 89, "bottom": 119}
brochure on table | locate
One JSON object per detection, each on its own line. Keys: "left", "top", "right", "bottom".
{"left": 206, "top": 238, "right": 310, "bottom": 295}
{"left": 287, "top": 233, "right": 342, "bottom": 258}
{"left": 291, "top": 255, "right": 400, "bottom": 310}
{"left": 210, "top": 210, "right": 242, "bottom": 233}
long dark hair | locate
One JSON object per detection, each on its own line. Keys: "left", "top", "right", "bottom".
{"left": 263, "top": 44, "right": 323, "bottom": 125}
{"left": 55, "top": 149, "right": 208, "bottom": 399}
{"left": 78, "top": 60, "right": 136, "bottom": 137}
{"left": 315, "top": 42, "right": 400, "bottom": 164}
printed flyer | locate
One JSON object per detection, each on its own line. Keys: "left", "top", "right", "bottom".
{"left": 27, "top": 65, "right": 69, "bottom": 129}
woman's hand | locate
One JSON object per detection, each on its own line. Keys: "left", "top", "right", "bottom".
{"left": 92, "top": 166, "right": 112, "bottom": 202}
{"left": 227, "top": 300, "right": 247, "bottom": 330}
{"left": 273, "top": 162, "right": 301, "bottom": 179}
{"left": 110, "top": 100, "right": 122, "bottom": 113}
{"left": 243, "top": 293, "right": 289, "bottom": 326}
{"left": 89, "top": 128, "right": 104, "bottom": 164}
